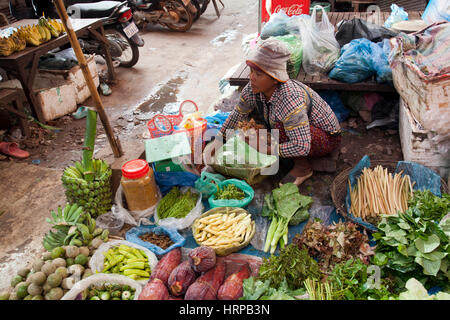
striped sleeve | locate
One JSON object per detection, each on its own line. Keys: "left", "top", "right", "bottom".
{"left": 278, "top": 92, "right": 311, "bottom": 157}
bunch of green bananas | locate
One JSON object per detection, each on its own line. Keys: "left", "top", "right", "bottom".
{"left": 61, "top": 159, "right": 113, "bottom": 218}
{"left": 43, "top": 203, "right": 109, "bottom": 251}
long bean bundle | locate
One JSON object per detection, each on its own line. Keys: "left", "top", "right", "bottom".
{"left": 349, "top": 166, "right": 415, "bottom": 223}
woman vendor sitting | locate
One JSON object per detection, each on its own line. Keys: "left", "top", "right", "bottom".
{"left": 211, "top": 38, "right": 342, "bottom": 186}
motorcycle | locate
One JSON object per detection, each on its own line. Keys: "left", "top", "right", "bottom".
{"left": 126, "top": 0, "right": 195, "bottom": 32}
{"left": 67, "top": 1, "right": 144, "bottom": 68}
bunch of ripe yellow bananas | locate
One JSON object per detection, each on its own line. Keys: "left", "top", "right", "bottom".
{"left": 0, "top": 32, "right": 26, "bottom": 56}
{"left": 0, "top": 17, "right": 65, "bottom": 56}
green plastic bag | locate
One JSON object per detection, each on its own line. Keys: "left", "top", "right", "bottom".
{"left": 208, "top": 179, "right": 255, "bottom": 208}
{"left": 194, "top": 171, "right": 226, "bottom": 199}
{"left": 274, "top": 35, "right": 303, "bottom": 79}
{"left": 215, "top": 136, "right": 278, "bottom": 169}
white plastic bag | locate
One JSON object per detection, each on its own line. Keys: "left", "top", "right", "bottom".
{"left": 89, "top": 240, "right": 158, "bottom": 286}
{"left": 154, "top": 187, "right": 203, "bottom": 230}
{"left": 61, "top": 274, "right": 142, "bottom": 300}
{"left": 384, "top": 4, "right": 408, "bottom": 28}
{"left": 422, "top": 0, "right": 450, "bottom": 24}
{"left": 113, "top": 184, "right": 161, "bottom": 226}
{"left": 299, "top": 5, "right": 340, "bottom": 75}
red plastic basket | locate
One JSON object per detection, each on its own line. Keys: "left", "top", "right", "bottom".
{"left": 147, "top": 100, "right": 199, "bottom": 138}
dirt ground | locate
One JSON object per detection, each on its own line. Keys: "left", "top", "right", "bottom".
{"left": 0, "top": 0, "right": 405, "bottom": 291}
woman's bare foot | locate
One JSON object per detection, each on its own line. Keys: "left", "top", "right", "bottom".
{"left": 293, "top": 170, "right": 313, "bottom": 186}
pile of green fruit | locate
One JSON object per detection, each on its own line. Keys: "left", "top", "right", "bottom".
{"left": 79, "top": 283, "right": 136, "bottom": 300}
{"left": 61, "top": 109, "right": 113, "bottom": 218}
{"left": 101, "top": 244, "right": 151, "bottom": 281}
{"left": 43, "top": 203, "right": 109, "bottom": 251}
{"left": 62, "top": 159, "right": 113, "bottom": 218}
{"left": 1, "top": 245, "right": 99, "bottom": 300}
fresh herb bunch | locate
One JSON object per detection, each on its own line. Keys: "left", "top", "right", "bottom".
{"left": 257, "top": 244, "right": 321, "bottom": 290}
{"left": 214, "top": 184, "right": 245, "bottom": 200}
{"left": 157, "top": 187, "right": 198, "bottom": 219}
{"left": 372, "top": 191, "right": 450, "bottom": 292}
{"left": 327, "top": 258, "right": 397, "bottom": 300}
{"left": 407, "top": 190, "right": 450, "bottom": 221}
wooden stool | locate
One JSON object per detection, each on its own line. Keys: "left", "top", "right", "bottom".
{"left": 0, "top": 88, "right": 30, "bottom": 138}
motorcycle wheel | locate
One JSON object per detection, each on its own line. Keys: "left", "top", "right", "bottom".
{"left": 104, "top": 28, "right": 139, "bottom": 68}
{"left": 190, "top": 0, "right": 201, "bottom": 21}
{"left": 199, "top": 0, "right": 210, "bottom": 14}
{"left": 161, "top": 0, "right": 193, "bottom": 32}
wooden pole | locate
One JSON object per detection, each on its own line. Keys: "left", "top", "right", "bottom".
{"left": 53, "top": 0, "right": 123, "bottom": 158}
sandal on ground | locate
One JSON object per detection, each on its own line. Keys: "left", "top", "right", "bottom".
{"left": 0, "top": 142, "right": 30, "bottom": 159}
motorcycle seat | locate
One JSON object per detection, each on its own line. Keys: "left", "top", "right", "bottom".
{"left": 67, "top": 1, "right": 123, "bottom": 19}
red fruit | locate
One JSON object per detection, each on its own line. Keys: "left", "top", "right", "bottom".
{"left": 217, "top": 263, "right": 251, "bottom": 300}
{"left": 168, "top": 261, "right": 197, "bottom": 296}
{"left": 188, "top": 246, "right": 216, "bottom": 273}
{"left": 139, "top": 278, "right": 169, "bottom": 300}
{"left": 184, "top": 261, "right": 226, "bottom": 300}
{"left": 150, "top": 248, "right": 182, "bottom": 286}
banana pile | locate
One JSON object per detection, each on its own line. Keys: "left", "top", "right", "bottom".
{"left": 43, "top": 203, "right": 109, "bottom": 251}
{"left": 0, "top": 17, "right": 64, "bottom": 56}
{"left": 61, "top": 159, "right": 113, "bottom": 218}
{"left": 0, "top": 31, "right": 25, "bottom": 56}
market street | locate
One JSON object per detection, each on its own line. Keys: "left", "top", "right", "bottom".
{"left": 0, "top": 0, "right": 258, "bottom": 291}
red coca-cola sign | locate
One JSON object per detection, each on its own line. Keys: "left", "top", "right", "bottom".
{"left": 261, "top": 0, "right": 310, "bottom": 23}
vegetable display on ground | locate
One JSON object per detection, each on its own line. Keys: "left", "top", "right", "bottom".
{"left": 78, "top": 283, "right": 136, "bottom": 300}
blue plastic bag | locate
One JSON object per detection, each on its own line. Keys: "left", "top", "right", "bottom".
{"left": 372, "top": 39, "right": 392, "bottom": 84}
{"left": 203, "top": 111, "right": 230, "bottom": 131}
{"left": 125, "top": 225, "right": 186, "bottom": 256}
{"left": 422, "top": 0, "right": 450, "bottom": 24}
{"left": 208, "top": 179, "right": 255, "bottom": 209}
{"left": 260, "top": 10, "right": 298, "bottom": 39}
{"left": 152, "top": 163, "right": 200, "bottom": 196}
{"left": 329, "top": 38, "right": 376, "bottom": 83}
{"left": 344, "top": 155, "right": 442, "bottom": 231}
{"left": 384, "top": 4, "right": 408, "bottom": 28}
{"left": 318, "top": 90, "right": 350, "bottom": 122}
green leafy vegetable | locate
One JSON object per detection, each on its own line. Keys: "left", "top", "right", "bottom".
{"left": 408, "top": 190, "right": 450, "bottom": 221}
{"left": 240, "top": 277, "right": 306, "bottom": 300}
{"left": 373, "top": 191, "right": 450, "bottom": 292}
{"left": 214, "top": 184, "right": 245, "bottom": 200}
{"left": 257, "top": 244, "right": 321, "bottom": 290}
{"left": 328, "top": 258, "right": 397, "bottom": 300}
{"left": 262, "top": 183, "right": 312, "bottom": 253}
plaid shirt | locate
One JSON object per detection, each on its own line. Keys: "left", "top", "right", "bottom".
{"left": 219, "top": 80, "right": 341, "bottom": 157}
